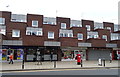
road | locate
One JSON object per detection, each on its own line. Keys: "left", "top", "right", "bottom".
{"left": 1, "top": 68, "right": 120, "bottom": 77}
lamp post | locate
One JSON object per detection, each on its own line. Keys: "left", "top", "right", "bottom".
{"left": 22, "top": 48, "right": 25, "bottom": 69}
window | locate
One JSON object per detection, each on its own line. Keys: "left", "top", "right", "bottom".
{"left": 12, "top": 30, "right": 20, "bottom": 37}
{"left": 48, "top": 32, "right": 54, "bottom": 39}
{"left": 102, "top": 35, "right": 107, "bottom": 41}
{"left": 106, "top": 27, "right": 111, "bottom": 31}
{"left": 77, "top": 33, "right": 83, "bottom": 40}
{"left": 94, "top": 35, "right": 98, "bottom": 38}
{"left": 61, "top": 23, "right": 66, "bottom": 29}
{"left": 37, "top": 31, "right": 42, "bottom": 36}
{"left": 64, "top": 33, "right": 68, "bottom": 37}
{"left": 111, "top": 33, "right": 119, "bottom": 40}
{"left": 26, "top": 27, "right": 43, "bottom": 36}
{"left": 32, "top": 20, "right": 38, "bottom": 27}
{"left": 59, "top": 33, "right": 73, "bottom": 37}
{"left": 0, "top": 18, "right": 5, "bottom": 24}
{"left": 0, "top": 29, "right": 6, "bottom": 35}
{"left": 26, "top": 30, "right": 31, "bottom": 35}
{"left": 68, "top": 33, "right": 73, "bottom": 37}
{"left": 86, "top": 25, "right": 91, "bottom": 31}
{"left": 59, "top": 33, "right": 64, "bottom": 37}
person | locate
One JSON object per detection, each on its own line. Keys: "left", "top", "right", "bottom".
{"left": 9, "top": 53, "right": 13, "bottom": 64}
{"left": 76, "top": 54, "right": 82, "bottom": 65}
{"left": 33, "top": 52, "right": 37, "bottom": 62}
{"left": 50, "top": 52, "right": 53, "bottom": 62}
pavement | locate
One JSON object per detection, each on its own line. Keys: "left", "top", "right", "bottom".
{"left": 1, "top": 60, "right": 120, "bottom": 72}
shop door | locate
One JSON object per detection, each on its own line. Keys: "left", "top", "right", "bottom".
{"left": 14, "top": 50, "right": 17, "bottom": 60}
{"left": 88, "top": 50, "right": 111, "bottom": 60}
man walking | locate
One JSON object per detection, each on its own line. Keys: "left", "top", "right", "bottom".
{"left": 50, "top": 52, "right": 53, "bottom": 62}
{"left": 9, "top": 53, "right": 13, "bottom": 64}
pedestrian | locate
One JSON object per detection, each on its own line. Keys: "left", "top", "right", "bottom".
{"left": 9, "top": 53, "right": 14, "bottom": 64}
{"left": 50, "top": 52, "right": 53, "bottom": 62}
{"left": 76, "top": 54, "right": 82, "bottom": 65}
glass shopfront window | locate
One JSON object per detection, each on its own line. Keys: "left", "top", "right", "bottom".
{"left": 2, "top": 48, "right": 23, "bottom": 60}
{"left": 62, "top": 50, "right": 74, "bottom": 59}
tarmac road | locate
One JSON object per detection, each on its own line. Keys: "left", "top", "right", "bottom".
{"left": 2, "top": 68, "right": 120, "bottom": 76}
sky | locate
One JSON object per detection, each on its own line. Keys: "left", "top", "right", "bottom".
{"left": 0, "top": 0, "right": 119, "bottom": 24}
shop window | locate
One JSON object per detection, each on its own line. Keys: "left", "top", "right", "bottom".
{"left": 12, "top": 30, "right": 20, "bottom": 37}
{"left": 77, "top": 33, "right": 83, "bottom": 40}
{"left": 48, "top": 32, "right": 54, "bottom": 39}
{"left": 32, "top": 20, "right": 38, "bottom": 27}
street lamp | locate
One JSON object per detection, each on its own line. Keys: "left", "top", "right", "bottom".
{"left": 22, "top": 47, "right": 25, "bottom": 69}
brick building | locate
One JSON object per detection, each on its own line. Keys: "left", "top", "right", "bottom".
{"left": 0, "top": 11, "right": 120, "bottom": 61}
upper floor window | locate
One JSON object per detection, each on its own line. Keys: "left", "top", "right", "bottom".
{"left": 87, "top": 32, "right": 98, "bottom": 39}
{"left": 59, "top": 33, "right": 73, "bottom": 37}
{"left": 106, "top": 27, "right": 111, "bottom": 32}
{"left": 0, "top": 26, "right": 6, "bottom": 35}
{"left": 12, "top": 30, "right": 20, "bottom": 37}
{"left": 111, "top": 33, "right": 119, "bottom": 40}
{"left": 32, "top": 20, "right": 38, "bottom": 27}
{"left": 86, "top": 25, "right": 91, "bottom": 31}
{"left": 77, "top": 33, "right": 83, "bottom": 40}
{"left": 43, "top": 17, "right": 56, "bottom": 25}
{"left": 69, "top": 33, "right": 73, "bottom": 37}
{"left": 61, "top": 23, "right": 66, "bottom": 29}
{"left": 26, "top": 27, "right": 43, "bottom": 36}
{"left": 94, "top": 35, "right": 98, "bottom": 38}
{"left": 0, "top": 18, "right": 5, "bottom": 25}
{"left": 48, "top": 32, "right": 54, "bottom": 39}
{"left": 102, "top": 35, "right": 107, "bottom": 41}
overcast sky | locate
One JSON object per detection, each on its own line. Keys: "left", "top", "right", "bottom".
{"left": 0, "top": 0, "right": 119, "bottom": 24}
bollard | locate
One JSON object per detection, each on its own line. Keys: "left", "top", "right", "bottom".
{"left": 81, "top": 60, "right": 83, "bottom": 67}
{"left": 54, "top": 61, "right": 56, "bottom": 68}
{"left": 22, "top": 59, "right": 24, "bottom": 69}
{"left": 103, "top": 59, "right": 105, "bottom": 67}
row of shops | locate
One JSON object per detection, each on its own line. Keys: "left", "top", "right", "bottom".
{"left": 0, "top": 45, "right": 120, "bottom": 61}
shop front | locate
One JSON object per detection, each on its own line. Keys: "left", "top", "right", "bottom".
{"left": 61, "top": 47, "right": 87, "bottom": 61}
{"left": 25, "top": 46, "right": 60, "bottom": 61}
{"left": 112, "top": 49, "right": 120, "bottom": 60}
{"left": 87, "top": 48, "right": 112, "bottom": 60}
{"left": 2, "top": 46, "right": 24, "bottom": 61}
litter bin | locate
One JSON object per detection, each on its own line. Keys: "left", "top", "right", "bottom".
{"left": 98, "top": 58, "right": 102, "bottom": 66}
